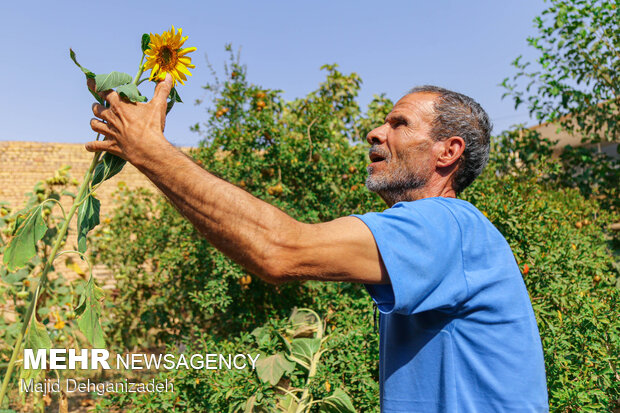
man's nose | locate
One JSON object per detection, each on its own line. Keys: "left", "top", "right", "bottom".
{"left": 366, "top": 124, "right": 388, "bottom": 145}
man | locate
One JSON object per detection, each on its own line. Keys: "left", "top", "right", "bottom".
{"left": 86, "top": 74, "right": 549, "bottom": 412}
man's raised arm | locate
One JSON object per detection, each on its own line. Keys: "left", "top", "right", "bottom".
{"left": 85, "top": 75, "right": 387, "bottom": 285}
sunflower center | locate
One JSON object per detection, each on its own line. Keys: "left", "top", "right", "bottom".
{"left": 161, "top": 47, "right": 173, "bottom": 64}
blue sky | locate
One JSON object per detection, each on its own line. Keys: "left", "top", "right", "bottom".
{"left": 1, "top": 1, "right": 546, "bottom": 147}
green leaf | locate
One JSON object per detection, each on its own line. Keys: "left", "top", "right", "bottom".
{"left": 254, "top": 353, "right": 295, "bottom": 386}
{"left": 3, "top": 205, "right": 48, "bottom": 271}
{"left": 69, "top": 49, "right": 95, "bottom": 79}
{"left": 116, "top": 83, "right": 147, "bottom": 103}
{"left": 141, "top": 33, "right": 151, "bottom": 52}
{"left": 20, "top": 317, "right": 52, "bottom": 384}
{"left": 61, "top": 190, "right": 77, "bottom": 198}
{"left": 166, "top": 87, "right": 182, "bottom": 114}
{"left": 1, "top": 267, "right": 29, "bottom": 285}
{"left": 318, "top": 389, "right": 356, "bottom": 413}
{"left": 69, "top": 49, "right": 103, "bottom": 105}
{"left": 75, "top": 278, "right": 105, "bottom": 348}
{"left": 77, "top": 195, "right": 100, "bottom": 254}
{"left": 94, "top": 72, "right": 133, "bottom": 92}
{"left": 277, "top": 394, "right": 299, "bottom": 413}
{"left": 291, "top": 338, "right": 321, "bottom": 362}
{"left": 92, "top": 153, "right": 127, "bottom": 186}
{"left": 251, "top": 326, "right": 271, "bottom": 346}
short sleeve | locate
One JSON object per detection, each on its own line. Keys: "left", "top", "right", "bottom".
{"left": 352, "top": 199, "right": 468, "bottom": 315}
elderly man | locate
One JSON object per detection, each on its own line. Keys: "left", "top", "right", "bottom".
{"left": 87, "top": 74, "right": 549, "bottom": 412}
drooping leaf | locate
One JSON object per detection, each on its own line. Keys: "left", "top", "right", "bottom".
{"left": 20, "top": 317, "right": 52, "bottom": 384}
{"left": 291, "top": 337, "right": 321, "bottom": 362}
{"left": 69, "top": 49, "right": 95, "bottom": 79}
{"left": 77, "top": 195, "right": 100, "bottom": 254}
{"left": 94, "top": 72, "right": 133, "bottom": 92}
{"left": 3, "top": 204, "right": 48, "bottom": 271}
{"left": 69, "top": 49, "right": 103, "bottom": 105}
{"left": 92, "top": 153, "right": 127, "bottom": 186}
{"left": 141, "top": 33, "right": 151, "bottom": 52}
{"left": 166, "top": 87, "right": 183, "bottom": 114}
{"left": 75, "top": 278, "right": 105, "bottom": 348}
{"left": 318, "top": 389, "right": 356, "bottom": 413}
{"left": 254, "top": 353, "right": 295, "bottom": 386}
{"left": 117, "top": 83, "right": 147, "bottom": 103}
{"left": 12, "top": 214, "right": 27, "bottom": 236}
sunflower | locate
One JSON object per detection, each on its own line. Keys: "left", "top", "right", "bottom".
{"left": 144, "top": 26, "right": 196, "bottom": 85}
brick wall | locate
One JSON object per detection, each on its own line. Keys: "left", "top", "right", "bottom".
{"left": 0, "top": 141, "right": 193, "bottom": 287}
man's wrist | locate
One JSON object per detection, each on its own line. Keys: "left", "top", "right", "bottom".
{"left": 129, "top": 133, "right": 175, "bottom": 170}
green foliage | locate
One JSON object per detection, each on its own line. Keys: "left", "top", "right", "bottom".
{"left": 166, "top": 87, "right": 182, "bottom": 114}
{"left": 77, "top": 195, "right": 100, "bottom": 254}
{"left": 141, "top": 33, "right": 151, "bottom": 53}
{"left": 92, "top": 152, "right": 127, "bottom": 186}
{"left": 92, "top": 47, "right": 619, "bottom": 412}
{"left": 557, "top": 145, "right": 619, "bottom": 210}
{"left": 74, "top": 277, "right": 106, "bottom": 348}
{"left": 94, "top": 72, "right": 133, "bottom": 93}
{"left": 501, "top": 0, "right": 620, "bottom": 211}
{"left": 19, "top": 318, "right": 51, "bottom": 383}
{"left": 502, "top": 0, "right": 619, "bottom": 144}
{"left": 3, "top": 204, "right": 48, "bottom": 271}
{"left": 117, "top": 83, "right": 147, "bottom": 103}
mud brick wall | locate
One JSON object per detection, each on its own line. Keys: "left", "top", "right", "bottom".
{"left": 0, "top": 141, "right": 193, "bottom": 286}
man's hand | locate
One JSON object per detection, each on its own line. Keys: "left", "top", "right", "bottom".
{"left": 85, "top": 74, "right": 174, "bottom": 165}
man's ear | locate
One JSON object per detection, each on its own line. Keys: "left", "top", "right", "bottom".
{"left": 436, "top": 136, "right": 465, "bottom": 168}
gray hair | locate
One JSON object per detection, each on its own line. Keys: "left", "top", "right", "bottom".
{"left": 409, "top": 86, "right": 492, "bottom": 194}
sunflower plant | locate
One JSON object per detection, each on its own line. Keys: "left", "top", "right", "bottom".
{"left": 0, "top": 27, "right": 195, "bottom": 407}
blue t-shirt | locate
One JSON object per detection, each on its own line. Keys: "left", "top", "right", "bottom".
{"left": 352, "top": 197, "right": 548, "bottom": 413}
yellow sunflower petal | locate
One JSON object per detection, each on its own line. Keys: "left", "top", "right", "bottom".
{"left": 177, "top": 70, "right": 188, "bottom": 81}
{"left": 175, "top": 63, "right": 192, "bottom": 76}
{"left": 178, "top": 47, "right": 197, "bottom": 56}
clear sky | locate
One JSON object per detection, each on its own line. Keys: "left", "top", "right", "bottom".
{"left": 1, "top": 0, "right": 546, "bottom": 147}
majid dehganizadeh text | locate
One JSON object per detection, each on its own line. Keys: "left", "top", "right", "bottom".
{"left": 20, "top": 348, "right": 260, "bottom": 396}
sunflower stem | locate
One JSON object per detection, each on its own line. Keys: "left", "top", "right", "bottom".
{"left": 133, "top": 53, "right": 146, "bottom": 85}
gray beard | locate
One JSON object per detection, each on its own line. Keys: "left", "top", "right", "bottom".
{"left": 365, "top": 163, "right": 429, "bottom": 206}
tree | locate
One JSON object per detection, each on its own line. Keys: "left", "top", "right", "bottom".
{"left": 502, "top": 0, "right": 619, "bottom": 144}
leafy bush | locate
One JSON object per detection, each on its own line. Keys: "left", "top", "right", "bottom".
{"left": 92, "top": 48, "right": 618, "bottom": 411}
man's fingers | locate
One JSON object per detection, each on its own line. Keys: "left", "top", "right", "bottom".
{"left": 92, "top": 103, "right": 118, "bottom": 123}
{"left": 84, "top": 138, "right": 114, "bottom": 153}
{"left": 90, "top": 118, "right": 119, "bottom": 139}
{"left": 152, "top": 73, "right": 174, "bottom": 105}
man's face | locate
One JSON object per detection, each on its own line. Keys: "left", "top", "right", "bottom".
{"left": 365, "top": 92, "right": 438, "bottom": 205}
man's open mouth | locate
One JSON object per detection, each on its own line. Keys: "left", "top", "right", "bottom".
{"left": 369, "top": 151, "right": 387, "bottom": 163}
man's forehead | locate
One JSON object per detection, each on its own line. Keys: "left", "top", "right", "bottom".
{"left": 390, "top": 92, "right": 437, "bottom": 121}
